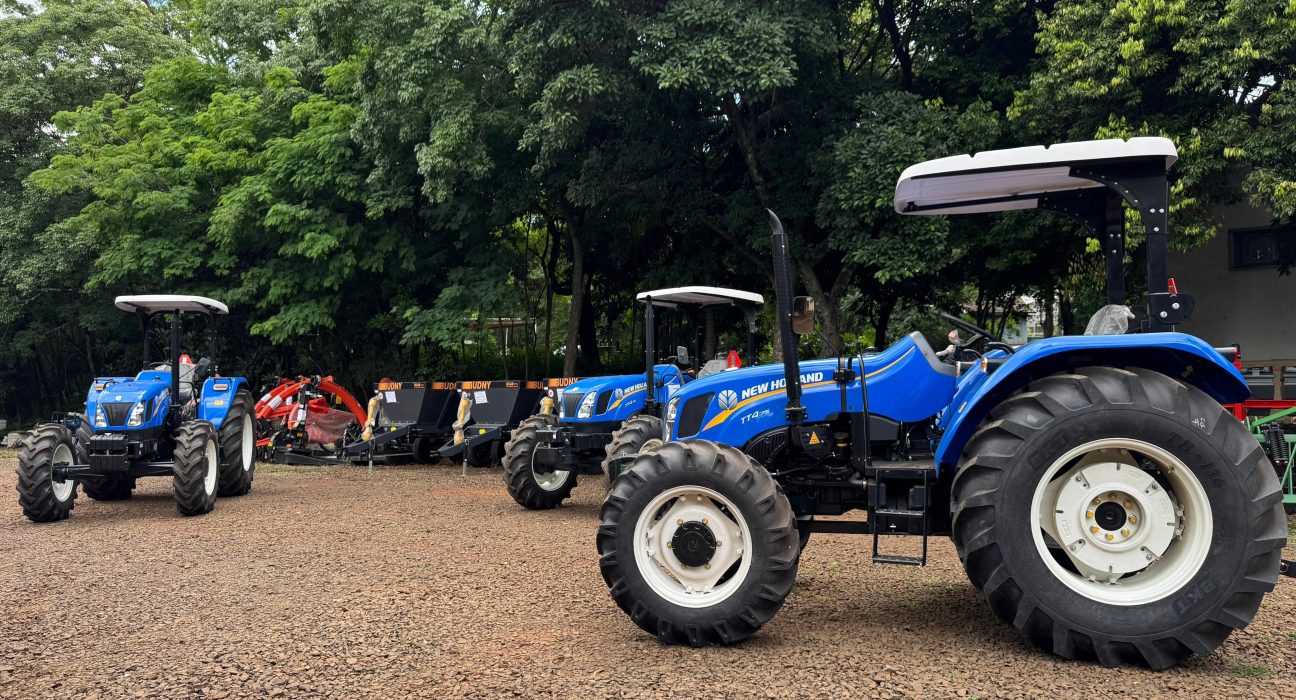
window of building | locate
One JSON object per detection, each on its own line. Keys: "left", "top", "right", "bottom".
{"left": 1230, "top": 223, "right": 1296, "bottom": 270}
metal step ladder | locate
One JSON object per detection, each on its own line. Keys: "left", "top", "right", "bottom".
{"left": 868, "top": 464, "right": 930, "bottom": 566}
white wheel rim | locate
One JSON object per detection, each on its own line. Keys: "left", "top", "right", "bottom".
{"left": 1031, "top": 438, "right": 1212, "bottom": 606}
{"left": 50, "top": 444, "right": 75, "bottom": 502}
{"left": 241, "top": 414, "right": 254, "bottom": 471}
{"left": 533, "top": 465, "right": 571, "bottom": 491}
{"left": 203, "top": 439, "right": 218, "bottom": 495}
{"left": 632, "top": 485, "right": 753, "bottom": 608}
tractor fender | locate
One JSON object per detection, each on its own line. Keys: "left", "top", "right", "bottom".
{"left": 933, "top": 332, "right": 1249, "bottom": 471}
{"left": 198, "top": 377, "right": 250, "bottom": 430}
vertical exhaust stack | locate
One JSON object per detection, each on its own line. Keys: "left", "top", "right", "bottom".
{"left": 767, "top": 211, "right": 805, "bottom": 426}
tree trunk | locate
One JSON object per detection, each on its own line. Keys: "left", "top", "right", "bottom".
{"left": 796, "top": 259, "right": 843, "bottom": 357}
{"left": 1042, "top": 286, "right": 1055, "bottom": 338}
{"left": 703, "top": 308, "right": 716, "bottom": 362}
{"left": 578, "top": 288, "right": 600, "bottom": 375}
{"left": 874, "top": 295, "right": 897, "bottom": 349}
{"left": 563, "top": 223, "right": 585, "bottom": 378}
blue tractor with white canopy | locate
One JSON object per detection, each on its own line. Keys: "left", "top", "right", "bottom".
{"left": 502, "top": 286, "right": 762, "bottom": 509}
{"left": 595, "top": 138, "right": 1292, "bottom": 667}
{"left": 16, "top": 295, "right": 256, "bottom": 521}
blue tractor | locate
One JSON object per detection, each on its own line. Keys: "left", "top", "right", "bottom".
{"left": 16, "top": 295, "right": 256, "bottom": 521}
{"left": 595, "top": 138, "right": 1292, "bottom": 667}
{"left": 502, "top": 287, "right": 763, "bottom": 509}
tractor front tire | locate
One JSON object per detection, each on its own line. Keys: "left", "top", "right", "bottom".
{"left": 601, "top": 414, "right": 662, "bottom": 490}
{"left": 597, "top": 440, "right": 800, "bottom": 647}
{"left": 218, "top": 389, "right": 256, "bottom": 497}
{"left": 81, "top": 476, "right": 134, "bottom": 501}
{"left": 502, "top": 414, "right": 574, "bottom": 509}
{"left": 173, "top": 420, "right": 220, "bottom": 517}
{"left": 951, "top": 367, "right": 1286, "bottom": 668}
{"left": 16, "top": 424, "right": 80, "bottom": 523}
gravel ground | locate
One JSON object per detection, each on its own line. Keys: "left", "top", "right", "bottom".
{"left": 1, "top": 452, "right": 1293, "bottom": 699}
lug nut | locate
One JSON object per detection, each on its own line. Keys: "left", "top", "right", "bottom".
{"left": 677, "top": 519, "right": 684, "bottom": 525}
{"left": 1105, "top": 533, "right": 1114, "bottom": 541}
{"left": 716, "top": 540, "right": 722, "bottom": 547}
{"left": 1121, "top": 529, "right": 1130, "bottom": 537}
{"left": 1090, "top": 526, "right": 1100, "bottom": 534}
{"left": 702, "top": 518, "right": 709, "bottom": 526}
{"left": 1086, "top": 510, "right": 1094, "bottom": 519}
{"left": 1092, "top": 497, "right": 1101, "bottom": 506}
{"left": 704, "top": 563, "right": 711, "bottom": 569}
{"left": 1123, "top": 500, "right": 1133, "bottom": 509}
{"left": 1129, "top": 515, "right": 1138, "bottom": 524}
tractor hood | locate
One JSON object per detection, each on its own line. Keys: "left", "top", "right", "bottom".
{"left": 559, "top": 365, "right": 687, "bottom": 424}
{"left": 85, "top": 373, "right": 174, "bottom": 430}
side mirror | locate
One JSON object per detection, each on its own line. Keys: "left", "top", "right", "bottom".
{"left": 676, "top": 346, "right": 689, "bottom": 365}
{"left": 792, "top": 296, "right": 815, "bottom": 335}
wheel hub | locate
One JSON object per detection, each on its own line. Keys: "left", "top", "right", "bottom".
{"left": 671, "top": 521, "right": 717, "bottom": 567}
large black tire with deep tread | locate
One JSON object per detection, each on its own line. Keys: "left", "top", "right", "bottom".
{"left": 951, "top": 367, "right": 1286, "bottom": 668}
{"left": 172, "top": 420, "right": 219, "bottom": 517}
{"left": 502, "top": 413, "right": 575, "bottom": 509}
{"left": 217, "top": 388, "right": 256, "bottom": 497}
{"left": 601, "top": 414, "right": 661, "bottom": 490}
{"left": 16, "top": 424, "right": 80, "bottom": 523}
{"left": 597, "top": 440, "right": 800, "bottom": 647}
{"left": 465, "top": 441, "right": 496, "bottom": 468}
{"left": 81, "top": 475, "right": 135, "bottom": 501}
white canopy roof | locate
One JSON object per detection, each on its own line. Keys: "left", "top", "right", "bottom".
{"left": 894, "top": 137, "right": 1177, "bottom": 215}
{"left": 115, "top": 295, "right": 229, "bottom": 315}
{"left": 636, "top": 286, "right": 764, "bottom": 307}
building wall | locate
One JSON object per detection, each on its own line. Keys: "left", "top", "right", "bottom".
{"left": 1169, "top": 201, "right": 1296, "bottom": 366}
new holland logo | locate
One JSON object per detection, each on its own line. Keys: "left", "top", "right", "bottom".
{"left": 613, "top": 387, "right": 625, "bottom": 399}
{"left": 718, "top": 389, "right": 738, "bottom": 411}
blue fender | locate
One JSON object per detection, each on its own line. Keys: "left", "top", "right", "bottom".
{"left": 934, "top": 332, "right": 1249, "bottom": 470}
{"left": 198, "top": 377, "right": 250, "bottom": 430}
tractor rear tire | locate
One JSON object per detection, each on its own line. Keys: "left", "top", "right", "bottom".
{"left": 597, "top": 440, "right": 800, "bottom": 647}
{"left": 16, "top": 424, "right": 79, "bottom": 523}
{"left": 173, "top": 420, "right": 220, "bottom": 517}
{"left": 601, "top": 414, "right": 662, "bottom": 490}
{"left": 951, "top": 367, "right": 1286, "bottom": 668}
{"left": 218, "top": 389, "right": 256, "bottom": 497}
{"left": 81, "top": 476, "right": 135, "bottom": 501}
{"left": 502, "top": 414, "right": 574, "bottom": 509}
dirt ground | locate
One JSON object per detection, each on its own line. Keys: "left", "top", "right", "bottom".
{"left": 0, "top": 453, "right": 1293, "bottom": 699}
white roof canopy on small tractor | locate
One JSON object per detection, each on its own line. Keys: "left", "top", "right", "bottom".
{"left": 636, "top": 286, "right": 764, "bottom": 308}
{"left": 894, "top": 137, "right": 1178, "bottom": 215}
{"left": 114, "top": 295, "right": 229, "bottom": 315}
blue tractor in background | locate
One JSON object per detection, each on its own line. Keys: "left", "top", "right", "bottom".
{"left": 595, "top": 138, "right": 1292, "bottom": 668}
{"left": 502, "top": 287, "right": 763, "bottom": 509}
{"left": 16, "top": 295, "right": 256, "bottom": 521}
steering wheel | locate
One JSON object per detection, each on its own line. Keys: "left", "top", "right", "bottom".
{"left": 940, "top": 313, "right": 1016, "bottom": 357}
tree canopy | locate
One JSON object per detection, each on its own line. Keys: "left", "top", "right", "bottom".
{"left": 1, "top": 0, "right": 1292, "bottom": 423}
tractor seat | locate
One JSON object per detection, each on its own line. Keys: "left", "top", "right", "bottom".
{"left": 697, "top": 359, "right": 730, "bottom": 378}
{"left": 152, "top": 363, "right": 198, "bottom": 402}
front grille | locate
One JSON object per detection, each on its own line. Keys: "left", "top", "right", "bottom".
{"left": 562, "top": 392, "right": 584, "bottom": 418}
{"left": 102, "top": 402, "right": 134, "bottom": 426}
{"left": 677, "top": 392, "right": 714, "bottom": 438}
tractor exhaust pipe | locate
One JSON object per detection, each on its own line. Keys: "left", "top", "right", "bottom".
{"left": 767, "top": 210, "right": 805, "bottom": 426}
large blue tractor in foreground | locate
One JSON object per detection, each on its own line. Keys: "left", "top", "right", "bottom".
{"left": 595, "top": 138, "right": 1292, "bottom": 668}
{"left": 16, "top": 295, "right": 256, "bottom": 521}
{"left": 503, "top": 287, "right": 762, "bottom": 509}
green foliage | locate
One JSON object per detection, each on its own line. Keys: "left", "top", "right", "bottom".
{"left": 0, "top": 0, "right": 1291, "bottom": 422}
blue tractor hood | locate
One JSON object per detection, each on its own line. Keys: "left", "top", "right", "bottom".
{"left": 86, "top": 372, "right": 174, "bottom": 430}
{"left": 559, "top": 365, "right": 688, "bottom": 424}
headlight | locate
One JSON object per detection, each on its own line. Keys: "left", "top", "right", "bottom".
{"left": 664, "top": 397, "right": 680, "bottom": 439}
{"left": 577, "top": 392, "right": 598, "bottom": 419}
{"left": 127, "top": 401, "right": 147, "bottom": 427}
{"left": 94, "top": 405, "right": 107, "bottom": 428}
